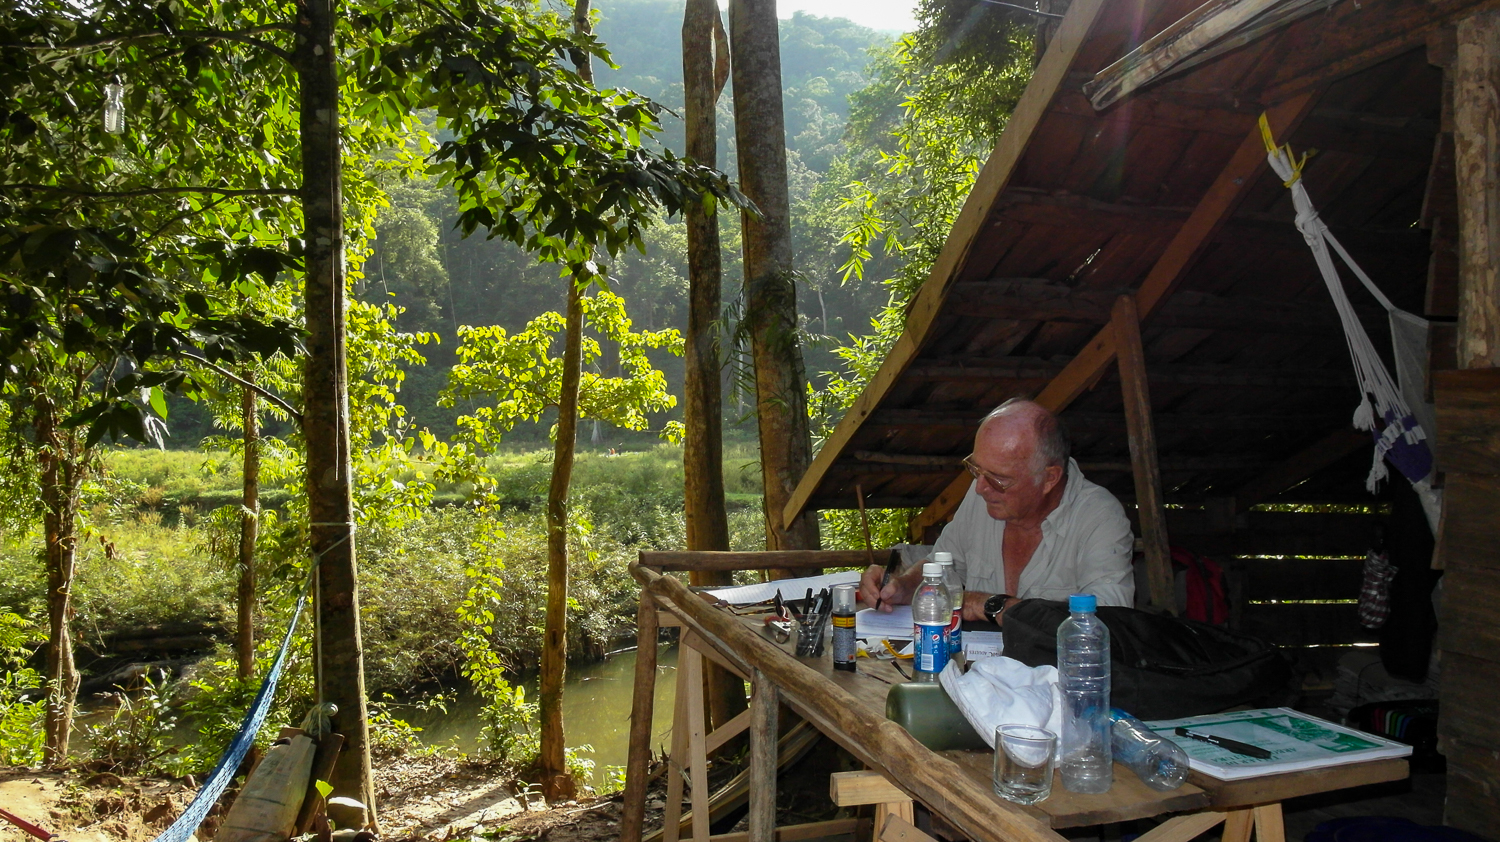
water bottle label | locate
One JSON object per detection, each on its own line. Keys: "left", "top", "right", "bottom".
{"left": 947, "top": 610, "right": 962, "bottom": 655}
{"left": 913, "top": 622, "right": 948, "bottom": 674}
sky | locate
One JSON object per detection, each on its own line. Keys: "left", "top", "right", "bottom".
{"left": 773, "top": 0, "right": 918, "bottom": 34}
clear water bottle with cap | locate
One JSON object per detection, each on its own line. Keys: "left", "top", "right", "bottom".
{"left": 933, "top": 552, "right": 963, "bottom": 657}
{"left": 910, "top": 562, "right": 950, "bottom": 683}
{"left": 1058, "top": 593, "right": 1112, "bottom": 793}
{"left": 1110, "top": 708, "right": 1188, "bottom": 791}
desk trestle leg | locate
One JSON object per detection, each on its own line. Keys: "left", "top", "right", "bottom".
{"left": 830, "top": 771, "right": 916, "bottom": 842}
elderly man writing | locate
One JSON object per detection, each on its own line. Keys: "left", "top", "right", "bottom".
{"left": 858, "top": 398, "right": 1135, "bottom": 625}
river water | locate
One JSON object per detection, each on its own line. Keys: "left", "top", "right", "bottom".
{"left": 398, "top": 645, "right": 680, "bottom": 788}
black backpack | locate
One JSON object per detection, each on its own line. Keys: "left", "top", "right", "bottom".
{"left": 1001, "top": 599, "right": 1292, "bottom": 720}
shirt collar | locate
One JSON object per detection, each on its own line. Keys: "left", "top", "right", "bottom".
{"left": 1040, "top": 458, "right": 1084, "bottom": 533}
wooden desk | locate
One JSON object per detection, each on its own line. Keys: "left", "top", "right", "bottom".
{"left": 621, "top": 562, "right": 1409, "bottom": 842}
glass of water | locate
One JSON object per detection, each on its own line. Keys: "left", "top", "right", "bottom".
{"left": 994, "top": 724, "right": 1057, "bottom": 805}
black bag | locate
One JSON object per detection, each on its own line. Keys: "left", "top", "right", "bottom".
{"left": 1001, "top": 599, "right": 1292, "bottom": 720}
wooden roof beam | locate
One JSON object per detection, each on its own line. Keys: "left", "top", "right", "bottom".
{"left": 866, "top": 408, "right": 1344, "bottom": 431}
{"left": 908, "top": 360, "right": 1353, "bottom": 389}
{"left": 1231, "top": 427, "right": 1371, "bottom": 511}
{"left": 779, "top": 0, "right": 1110, "bottom": 531}
{"left": 910, "top": 91, "right": 1319, "bottom": 536}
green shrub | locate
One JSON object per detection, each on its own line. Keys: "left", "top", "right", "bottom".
{"left": 0, "top": 609, "right": 44, "bottom": 767}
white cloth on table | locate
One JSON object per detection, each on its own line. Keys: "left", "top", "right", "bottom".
{"left": 939, "top": 656, "right": 1063, "bottom": 750}
{"left": 933, "top": 458, "right": 1135, "bottom": 607}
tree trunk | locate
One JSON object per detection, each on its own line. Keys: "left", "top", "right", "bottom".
{"left": 296, "top": 0, "right": 375, "bottom": 822}
{"left": 237, "top": 378, "right": 259, "bottom": 680}
{"left": 728, "top": 0, "right": 819, "bottom": 552}
{"left": 536, "top": 0, "right": 594, "bottom": 801}
{"left": 541, "top": 280, "right": 584, "bottom": 802}
{"left": 36, "top": 394, "right": 80, "bottom": 766}
{"left": 682, "top": 0, "right": 744, "bottom": 731}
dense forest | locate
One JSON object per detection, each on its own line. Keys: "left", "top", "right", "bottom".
{"left": 0, "top": 0, "right": 1039, "bottom": 809}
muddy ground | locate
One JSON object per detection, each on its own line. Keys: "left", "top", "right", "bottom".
{"left": 0, "top": 737, "right": 849, "bottom": 842}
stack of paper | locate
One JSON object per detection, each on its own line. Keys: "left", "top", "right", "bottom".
{"left": 1146, "top": 708, "right": 1411, "bottom": 780}
{"left": 855, "top": 605, "right": 915, "bottom": 639}
{"left": 705, "top": 570, "right": 861, "bottom": 605}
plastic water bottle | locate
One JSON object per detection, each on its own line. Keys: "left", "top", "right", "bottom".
{"left": 933, "top": 552, "right": 963, "bottom": 657}
{"left": 1110, "top": 709, "right": 1188, "bottom": 791}
{"left": 1058, "top": 593, "right": 1112, "bottom": 793}
{"left": 911, "top": 562, "right": 950, "bottom": 683}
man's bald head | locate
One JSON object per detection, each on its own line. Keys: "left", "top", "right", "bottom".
{"left": 977, "top": 398, "right": 1070, "bottom": 479}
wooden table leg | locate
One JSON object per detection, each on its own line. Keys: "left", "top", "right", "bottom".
{"left": 664, "top": 650, "right": 689, "bottom": 842}
{"left": 620, "top": 594, "right": 658, "bottom": 842}
{"left": 829, "top": 770, "right": 915, "bottom": 842}
{"left": 749, "top": 669, "right": 778, "bottom": 842}
{"left": 1131, "top": 812, "right": 1228, "bottom": 842}
{"left": 683, "top": 646, "right": 711, "bottom": 842}
{"left": 1221, "top": 808, "right": 1254, "bottom": 842}
{"left": 1252, "top": 804, "right": 1285, "bottom": 842}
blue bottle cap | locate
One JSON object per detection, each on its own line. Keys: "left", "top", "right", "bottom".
{"left": 1068, "top": 593, "right": 1097, "bottom": 613}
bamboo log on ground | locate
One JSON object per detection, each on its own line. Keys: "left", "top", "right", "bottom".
{"left": 628, "top": 562, "right": 1063, "bottom": 842}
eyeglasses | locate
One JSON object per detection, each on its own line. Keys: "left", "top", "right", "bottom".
{"left": 963, "top": 454, "right": 1018, "bottom": 493}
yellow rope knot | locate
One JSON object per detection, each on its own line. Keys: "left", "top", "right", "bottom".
{"left": 1257, "top": 111, "right": 1314, "bottom": 187}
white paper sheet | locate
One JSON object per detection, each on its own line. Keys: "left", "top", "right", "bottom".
{"left": 704, "top": 570, "right": 862, "bottom": 605}
{"left": 855, "top": 605, "right": 915, "bottom": 639}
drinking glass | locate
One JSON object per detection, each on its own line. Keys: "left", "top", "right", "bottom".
{"left": 994, "top": 724, "right": 1057, "bottom": 805}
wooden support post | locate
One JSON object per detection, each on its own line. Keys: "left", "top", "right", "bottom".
{"left": 748, "top": 670, "right": 779, "bottom": 842}
{"left": 1220, "top": 808, "right": 1255, "bottom": 842}
{"left": 1455, "top": 11, "right": 1500, "bottom": 368}
{"left": 1252, "top": 804, "right": 1286, "bottom": 842}
{"left": 621, "top": 593, "right": 660, "bottom": 842}
{"left": 1130, "top": 812, "right": 1227, "bottom": 842}
{"left": 665, "top": 649, "right": 688, "bottom": 842}
{"left": 830, "top": 771, "right": 915, "bottom": 842}
{"left": 1112, "top": 296, "right": 1174, "bottom": 613}
{"left": 684, "top": 647, "right": 711, "bottom": 842}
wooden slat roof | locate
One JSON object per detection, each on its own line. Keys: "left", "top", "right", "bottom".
{"left": 787, "top": 0, "right": 1486, "bottom": 527}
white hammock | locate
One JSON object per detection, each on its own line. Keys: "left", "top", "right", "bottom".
{"left": 1257, "top": 114, "right": 1441, "bottom": 530}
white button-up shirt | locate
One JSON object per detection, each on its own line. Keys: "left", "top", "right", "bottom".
{"left": 933, "top": 458, "right": 1136, "bottom": 607}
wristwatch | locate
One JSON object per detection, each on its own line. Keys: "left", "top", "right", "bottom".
{"left": 983, "top": 593, "right": 1016, "bottom": 625}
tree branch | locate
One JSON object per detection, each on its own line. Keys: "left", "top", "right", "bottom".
{"left": 177, "top": 351, "right": 305, "bottom": 427}
{"left": 3, "top": 24, "right": 296, "bottom": 63}
{"left": 2, "top": 184, "right": 299, "bottom": 200}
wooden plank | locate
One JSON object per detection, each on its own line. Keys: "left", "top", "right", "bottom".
{"left": 829, "top": 771, "right": 909, "bottom": 806}
{"left": 685, "top": 647, "right": 712, "bottom": 842}
{"left": 629, "top": 563, "right": 1066, "bottom": 842}
{"left": 878, "top": 814, "right": 935, "bottom": 842}
{"left": 1132, "top": 812, "right": 1228, "bottom": 842}
{"left": 1438, "top": 651, "right": 1500, "bottom": 748}
{"left": 940, "top": 752, "right": 1210, "bottom": 829}
{"left": 912, "top": 92, "right": 1318, "bottom": 535}
{"left": 1438, "top": 473, "right": 1500, "bottom": 571}
{"left": 748, "top": 670, "right": 778, "bottom": 842}
{"left": 1253, "top": 804, "right": 1285, "bottom": 842}
{"left": 622, "top": 594, "right": 661, "bottom": 842}
{"left": 640, "top": 550, "right": 893, "bottom": 572}
{"left": 1434, "top": 367, "right": 1500, "bottom": 474}
{"left": 1114, "top": 295, "right": 1175, "bottom": 613}
{"left": 706, "top": 818, "right": 863, "bottom": 842}
{"left": 666, "top": 643, "right": 690, "bottom": 842}
{"left": 1220, "top": 809, "right": 1254, "bottom": 842}
{"left": 1239, "top": 603, "right": 1374, "bottom": 647}
{"left": 1190, "top": 757, "right": 1408, "bottom": 809}
{"left": 1229, "top": 559, "right": 1364, "bottom": 601}
{"left": 1439, "top": 738, "right": 1500, "bottom": 838}
{"left": 1438, "top": 566, "right": 1500, "bottom": 658}
{"left": 1456, "top": 11, "right": 1500, "bottom": 368}
{"left": 706, "top": 707, "right": 753, "bottom": 755}
{"left": 780, "top": 0, "right": 1110, "bottom": 532}
{"left": 1231, "top": 429, "right": 1371, "bottom": 513}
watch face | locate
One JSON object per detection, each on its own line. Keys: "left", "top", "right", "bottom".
{"left": 984, "top": 594, "right": 1007, "bottom": 617}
